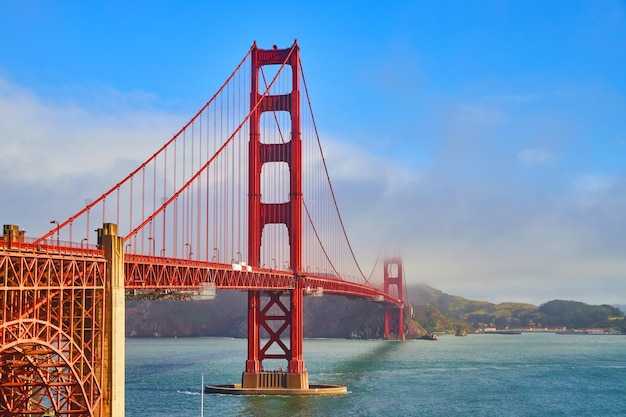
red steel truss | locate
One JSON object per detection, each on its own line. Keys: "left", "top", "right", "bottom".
{"left": 0, "top": 238, "right": 107, "bottom": 416}
{"left": 123, "top": 255, "right": 401, "bottom": 303}
{"left": 124, "top": 255, "right": 295, "bottom": 291}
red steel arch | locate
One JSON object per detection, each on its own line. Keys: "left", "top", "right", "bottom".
{"left": 0, "top": 237, "right": 107, "bottom": 416}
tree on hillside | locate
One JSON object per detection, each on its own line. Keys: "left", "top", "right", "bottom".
{"left": 538, "top": 300, "right": 624, "bottom": 329}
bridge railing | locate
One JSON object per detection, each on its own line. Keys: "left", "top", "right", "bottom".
{"left": 0, "top": 236, "right": 103, "bottom": 255}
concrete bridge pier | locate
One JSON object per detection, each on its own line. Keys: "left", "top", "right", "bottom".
{"left": 99, "top": 223, "right": 125, "bottom": 417}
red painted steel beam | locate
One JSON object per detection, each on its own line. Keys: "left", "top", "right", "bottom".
{"left": 123, "top": 256, "right": 404, "bottom": 307}
{"left": 5, "top": 242, "right": 404, "bottom": 307}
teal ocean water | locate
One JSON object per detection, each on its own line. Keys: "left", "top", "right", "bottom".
{"left": 126, "top": 334, "right": 626, "bottom": 416}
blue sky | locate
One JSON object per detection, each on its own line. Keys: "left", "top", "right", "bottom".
{"left": 1, "top": 0, "right": 625, "bottom": 305}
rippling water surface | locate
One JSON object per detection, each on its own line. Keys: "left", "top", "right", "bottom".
{"left": 126, "top": 334, "right": 626, "bottom": 416}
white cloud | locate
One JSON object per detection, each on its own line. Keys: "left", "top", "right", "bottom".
{"left": 517, "top": 148, "right": 553, "bottom": 165}
{"left": 453, "top": 104, "right": 507, "bottom": 125}
{"left": 573, "top": 173, "right": 613, "bottom": 193}
{"left": 321, "top": 137, "right": 421, "bottom": 197}
{"left": 2, "top": 76, "right": 625, "bottom": 306}
{"left": 322, "top": 131, "right": 626, "bottom": 305}
{"left": 571, "top": 173, "right": 614, "bottom": 207}
{"left": 0, "top": 77, "right": 185, "bottom": 185}
{"left": 321, "top": 139, "right": 378, "bottom": 181}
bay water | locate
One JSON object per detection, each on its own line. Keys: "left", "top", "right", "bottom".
{"left": 126, "top": 333, "right": 626, "bottom": 416}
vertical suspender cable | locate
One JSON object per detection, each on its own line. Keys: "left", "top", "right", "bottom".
{"left": 197, "top": 116, "right": 202, "bottom": 261}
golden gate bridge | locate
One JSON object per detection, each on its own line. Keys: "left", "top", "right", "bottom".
{"left": 0, "top": 41, "right": 408, "bottom": 416}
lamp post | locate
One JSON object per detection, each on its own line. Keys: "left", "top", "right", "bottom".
{"left": 81, "top": 238, "right": 87, "bottom": 248}
{"left": 50, "top": 220, "right": 60, "bottom": 246}
{"left": 213, "top": 247, "right": 220, "bottom": 262}
{"left": 186, "top": 243, "right": 193, "bottom": 259}
{"left": 125, "top": 244, "right": 132, "bottom": 253}
{"left": 236, "top": 251, "right": 242, "bottom": 263}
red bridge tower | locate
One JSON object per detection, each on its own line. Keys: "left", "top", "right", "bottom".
{"left": 243, "top": 41, "right": 308, "bottom": 390}
{"left": 383, "top": 257, "right": 406, "bottom": 340}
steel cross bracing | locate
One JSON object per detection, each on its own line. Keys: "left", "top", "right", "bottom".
{"left": 124, "top": 256, "right": 403, "bottom": 301}
{"left": 1, "top": 239, "right": 107, "bottom": 416}
{"left": 1, "top": 41, "right": 408, "bottom": 414}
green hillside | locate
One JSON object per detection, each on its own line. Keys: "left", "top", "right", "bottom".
{"left": 407, "top": 284, "right": 626, "bottom": 332}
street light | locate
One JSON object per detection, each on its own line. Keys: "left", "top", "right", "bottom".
{"left": 236, "top": 251, "right": 242, "bottom": 262}
{"left": 125, "top": 244, "right": 132, "bottom": 253}
{"left": 185, "top": 243, "right": 193, "bottom": 259}
{"left": 50, "top": 220, "right": 60, "bottom": 246}
{"left": 81, "top": 238, "right": 88, "bottom": 248}
{"left": 213, "top": 247, "right": 220, "bottom": 262}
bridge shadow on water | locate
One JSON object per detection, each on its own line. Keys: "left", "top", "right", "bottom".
{"left": 323, "top": 339, "right": 404, "bottom": 378}
{"left": 234, "top": 340, "right": 403, "bottom": 417}
{"left": 237, "top": 395, "right": 323, "bottom": 417}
